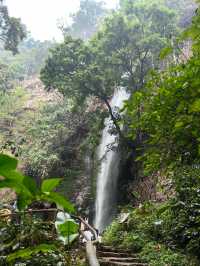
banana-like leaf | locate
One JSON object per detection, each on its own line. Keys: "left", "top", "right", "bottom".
{"left": 0, "top": 154, "right": 18, "bottom": 172}
{"left": 58, "top": 219, "right": 79, "bottom": 237}
{"left": 1, "top": 170, "right": 24, "bottom": 182}
{"left": 23, "top": 175, "right": 38, "bottom": 196}
{"left": 0, "top": 179, "right": 32, "bottom": 198}
{"left": 42, "top": 192, "right": 75, "bottom": 213}
{"left": 41, "top": 178, "right": 62, "bottom": 192}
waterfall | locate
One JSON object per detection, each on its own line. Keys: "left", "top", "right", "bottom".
{"left": 94, "top": 88, "right": 129, "bottom": 232}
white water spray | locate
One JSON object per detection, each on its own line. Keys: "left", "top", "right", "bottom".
{"left": 94, "top": 88, "right": 129, "bottom": 232}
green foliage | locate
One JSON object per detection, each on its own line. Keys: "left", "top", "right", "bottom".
{"left": 0, "top": 154, "right": 74, "bottom": 212}
{"left": 58, "top": 220, "right": 79, "bottom": 237}
{"left": 140, "top": 242, "right": 190, "bottom": 266}
{"left": 160, "top": 167, "right": 200, "bottom": 256}
{"left": 6, "top": 244, "right": 57, "bottom": 263}
{"left": 104, "top": 164, "right": 200, "bottom": 262}
{"left": 0, "top": 154, "right": 79, "bottom": 264}
{"left": 0, "top": 86, "right": 28, "bottom": 152}
{"left": 0, "top": 219, "right": 68, "bottom": 265}
{"left": 0, "top": 79, "right": 104, "bottom": 207}
{"left": 41, "top": 178, "right": 62, "bottom": 192}
{"left": 0, "top": 38, "right": 54, "bottom": 80}
{"left": 0, "top": 153, "right": 17, "bottom": 170}
{"left": 124, "top": 1, "right": 200, "bottom": 175}
{"left": 0, "top": 63, "right": 13, "bottom": 91}
{"left": 122, "top": 232, "right": 145, "bottom": 252}
{"left": 165, "top": 0, "right": 196, "bottom": 28}
{"left": 61, "top": 0, "right": 107, "bottom": 40}
{"left": 57, "top": 220, "right": 79, "bottom": 245}
{"left": 0, "top": 3, "right": 26, "bottom": 54}
{"left": 103, "top": 200, "right": 199, "bottom": 265}
{"left": 41, "top": 0, "right": 179, "bottom": 142}
{"left": 94, "top": 0, "right": 179, "bottom": 90}
{"left": 103, "top": 221, "right": 125, "bottom": 246}
{"left": 117, "top": 8, "right": 200, "bottom": 263}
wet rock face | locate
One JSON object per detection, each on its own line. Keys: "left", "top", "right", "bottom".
{"left": 71, "top": 153, "right": 95, "bottom": 219}
{"left": 74, "top": 175, "right": 91, "bottom": 210}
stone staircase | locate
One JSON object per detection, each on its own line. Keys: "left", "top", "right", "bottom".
{"left": 97, "top": 245, "right": 148, "bottom": 266}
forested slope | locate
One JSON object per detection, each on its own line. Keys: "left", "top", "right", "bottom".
{"left": 0, "top": 0, "right": 200, "bottom": 265}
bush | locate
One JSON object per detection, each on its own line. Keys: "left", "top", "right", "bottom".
{"left": 140, "top": 242, "right": 191, "bottom": 266}
{"left": 121, "top": 232, "right": 145, "bottom": 251}
{"left": 102, "top": 221, "right": 125, "bottom": 247}
{"left": 103, "top": 194, "right": 200, "bottom": 265}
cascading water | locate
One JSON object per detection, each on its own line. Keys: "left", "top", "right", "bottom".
{"left": 94, "top": 88, "right": 129, "bottom": 232}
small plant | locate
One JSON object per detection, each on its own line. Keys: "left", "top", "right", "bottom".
{"left": 0, "top": 154, "right": 79, "bottom": 265}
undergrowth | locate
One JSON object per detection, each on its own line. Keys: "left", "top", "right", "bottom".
{"left": 103, "top": 166, "right": 200, "bottom": 266}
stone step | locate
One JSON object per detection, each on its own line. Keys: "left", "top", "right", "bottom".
{"left": 98, "top": 246, "right": 132, "bottom": 254}
{"left": 99, "top": 257, "right": 141, "bottom": 262}
{"left": 98, "top": 251, "right": 138, "bottom": 258}
{"left": 99, "top": 260, "right": 148, "bottom": 266}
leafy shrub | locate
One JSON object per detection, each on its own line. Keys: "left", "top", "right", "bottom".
{"left": 0, "top": 154, "right": 79, "bottom": 265}
{"left": 103, "top": 194, "right": 200, "bottom": 265}
{"left": 102, "top": 221, "right": 125, "bottom": 247}
{"left": 121, "top": 232, "right": 145, "bottom": 251}
{"left": 159, "top": 167, "right": 200, "bottom": 257}
{"left": 140, "top": 242, "right": 190, "bottom": 266}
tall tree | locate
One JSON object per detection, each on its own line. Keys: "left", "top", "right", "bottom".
{"left": 40, "top": 36, "right": 122, "bottom": 135}
{"left": 61, "top": 0, "right": 107, "bottom": 40}
{"left": 0, "top": 0, "right": 26, "bottom": 54}
{"left": 41, "top": 0, "right": 179, "bottom": 138}
{"left": 165, "top": 0, "right": 197, "bottom": 27}
{"left": 93, "top": 0, "right": 178, "bottom": 91}
{"left": 124, "top": 1, "right": 200, "bottom": 173}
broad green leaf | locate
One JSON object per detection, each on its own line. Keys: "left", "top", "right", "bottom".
{"left": 41, "top": 178, "right": 62, "bottom": 192}
{"left": 0, "top": 154, "right": 18, "bottom": 172}
{"left": 57, "top": 219, "right": 79, "bottom": 245}
{"left": 58, "top": 219, "right": 79, "bottom": 237}
{"left": 43, "top": 192, "right": 75, "bottom": 213}
{"left": 0, "top": 179, "right": 22, "bottom": 194}
{"left": 0, "top": 178, "right": 33, "bottom": 200}
{"left": 1, "top": 170, "right": 24, "bottom": 182}
{"left": 23, "top": 175, "right": 38, "bottom": 195}
{"left": 58, "top": 233, "right": 79, "bottom": 245}
{"left": 7, "top": 244, "right": 57, "bottom": 262}
{"left": 17, "top": 193, "right": 33, "bottom": 210}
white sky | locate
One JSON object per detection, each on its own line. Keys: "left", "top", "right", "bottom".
{"left": 6, "top": 0, "right": 118, "bottom": 41}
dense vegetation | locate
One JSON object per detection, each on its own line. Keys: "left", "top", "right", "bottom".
{"left": 103, "top": 0, "right": 200, "bottom": 265}
{"left": 1, "top": 0, "right": 200, "bottom": 265}
{"left": 0, "top": 154, "right": 82, "bottom": 265}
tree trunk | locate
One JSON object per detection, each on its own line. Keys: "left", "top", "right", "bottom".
{"left": 103, "top": 97, "right": 123, "bottom": 139}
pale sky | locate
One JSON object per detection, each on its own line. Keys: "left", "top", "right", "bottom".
{"left": 6, "top": 0, "right": 118, "bottom": 41}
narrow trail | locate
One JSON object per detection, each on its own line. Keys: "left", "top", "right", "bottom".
{"left": 97, "top": 245, "right": 148, "bottom": 266}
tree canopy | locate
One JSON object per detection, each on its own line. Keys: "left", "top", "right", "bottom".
{"left": 0, "top": 1, "right": 26, "bottom": 54}
{"left": 60, "top": 0, "right": 107, "bottom": 41}
{"left": 124, "top": 0, "right": 200, "bottom": 174}
{"left": 41, "top": 0, "right": 178, "bottom": 101}
{"left": 41, "top": 0, "right": 179, "bottom": 138}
